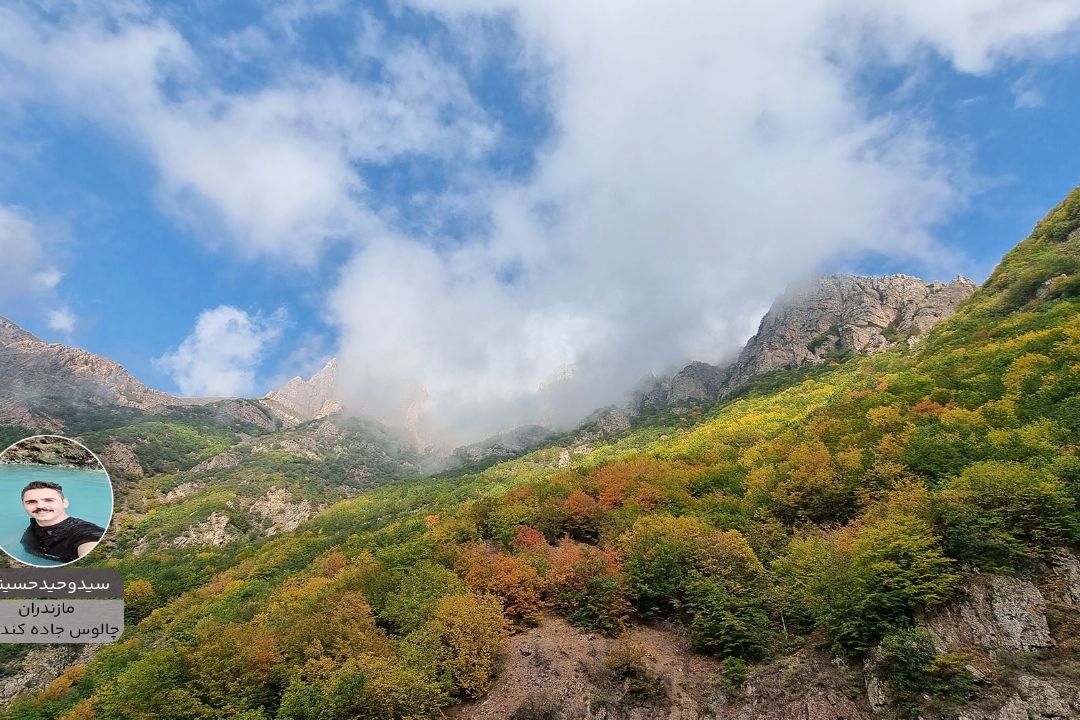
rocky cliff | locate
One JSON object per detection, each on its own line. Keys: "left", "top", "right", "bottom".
{"left": 0, "top": 435, "right": 98, "bottom": 468}
{"left": 0, "top": 316, "right": 174, "bottom": 430}
{"left": 638, "top": 274, "right": 976, "bottom": 412}
{"left": 260, "top": 358, "right": 342, "bottom": 427}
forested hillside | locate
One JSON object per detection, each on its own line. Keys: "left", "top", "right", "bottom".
{"left": 3, "top": 189, "right": 1079, "bottom": 719}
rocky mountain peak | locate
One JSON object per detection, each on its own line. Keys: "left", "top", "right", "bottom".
{"left": 261, "top": 358, "right": 342, "bottom": 427}
{"left": 0, "top": 316, "right": 36, "bottom": 344}
{"left": 725, "top": 273, "right": 977, "bottom": 389}
{"left": 637, "top": 273, "right": 976, "bottom": 413}
{"left": 0, "top": 315, "right": 174, "bottom": 429}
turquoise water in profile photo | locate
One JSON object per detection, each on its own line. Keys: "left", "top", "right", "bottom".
{"left": 0, "top": 465, "right": 113, "bottom": 566}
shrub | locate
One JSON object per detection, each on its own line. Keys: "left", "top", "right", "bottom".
{"left": 379, "top": 560, "right": 465, "bottom": 635}
{"left": 509, "top": 694, "right": 561, "bottom": 720}
{"left": 406, "top": 593, "right": 507, "bottom": 698}
{"left": 877, "top": 627, "right": 975, "bottom": 718}
{"left": 545, "top": 539, "right": 630, "bottom": 633}
{"left": 602, "top": 639, "right": 667, "bottom": 709}
{"left": 935, "top": 461, "right": 1078, "bottom": 572}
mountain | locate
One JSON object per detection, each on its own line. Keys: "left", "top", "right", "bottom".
{"left": 2, "top": 188, "right": 1078, "bottom": 720}
{"left": 259, "top": 273, "right": 975, "bottom": 442}
{"left": 636, "top": 273, "right": 976, "bottom": 412}
{"left": 260, "top": 358, "right": 342, "bottom": 427}
{"left": 0, "top": 317, "right": 174, "bottom": 430}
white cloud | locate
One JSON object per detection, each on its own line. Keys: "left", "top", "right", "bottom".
{"left": 0, "top": 206, "right": 46, "bottom": 297}
{"left": 0, "top": 205, "right": 75, "bottom": 336}
{"left": 328, "top": 0, "right": 1080, "bottom": 441}
{"left": 33, "top": 269, "right": 63, "bottom": 290}
{"left": 5, "top": 2, "right": 1080, "bottom": 441}
{"left": 0, "top": 4, "right": 494, "bottom": 264}
{"left": 47, "top": 307, "right": 76, "bottom": 334}
{"left": 1010, "top": 75, "right": 1046, "bottom": 109}
{"left": 155, "top": 306, "right": 287, "bottom": 397}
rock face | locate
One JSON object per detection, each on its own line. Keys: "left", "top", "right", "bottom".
{"left": 0, "top": 435, "right": 98, "bottom": 468}
{"left": 960, "top": 675, "right": 1078, "bottom": 720}
{"left": 637, "top": 362, "right": 729, "bottom": 410}
{"left": 724, "top": 274, "right": 976, "bottom": 390}
{"left": 1050, "top": 551, "right": 1080, "bottom": 606}
{"left": 0, "top": 646, "right": 95, "bottom": 706}
{"left": 171, "top": 512, "right": 237, "bottom": 548}
{"left": 98, "top": 440, "right": 143, "bottom": 479}
{"left": 208, "top": 398, "right": 278, "bottom": 431}
{"left": 923, "top": 575, "right": 1053, "bottom": 653}
{"left": 638, "top": 274, "right": 976, "bottom": 412}
{"left": 248, "top": 488, "right": 313, "bottom": 535}
{"left": 715, "top": 651, "right": 871, "bottom": 720}
{"left": 0, "top": 316, "right": 174, "bottom": 429}
{"left": 261, "top": 358, "right": 342, "bottom": 427}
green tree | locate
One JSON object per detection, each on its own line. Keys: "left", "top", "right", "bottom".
{"left": 835, "top": 514, "right": 957, "bottom": 651}
{"left": 935, "top": 460, "right": 1078, "bottom": 572}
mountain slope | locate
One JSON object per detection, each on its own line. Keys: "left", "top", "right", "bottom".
{"left": 0, "top": 317, "right": 175, "bottom": 430}
{"left": 637, "top": 273, "right": 975, "bottom": 412}
{"left": 2, "top": 188, "right": 1079, "bottom": 720}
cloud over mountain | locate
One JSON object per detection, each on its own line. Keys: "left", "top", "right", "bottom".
{"left": 2, "top": 1, "right": 1079, "bottom": 440}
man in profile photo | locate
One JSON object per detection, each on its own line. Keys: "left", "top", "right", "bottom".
{"left": 20, "top": 481, "right": 105, "bottom": 562}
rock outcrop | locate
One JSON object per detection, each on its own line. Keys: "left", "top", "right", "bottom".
{"left": 261, "top": 358, "right": 341, "bottom": 427}
{"left": 0, "top": 645, "right": 97, "bottom": 706}
{"left": 714, "top": 650, "right": 871, "bottom": 720}
{"left": 208, "top": 398, "right": 278, "bottom": 431}
{"left": 248, "top": 488, "right": 314, "bottom": 535}
{"left": 0, "top": 316, "right": 174, "bottom": 429}
{"left": 163, "top": 481, "right": 203, "bottom": 503}
{"left": 171, "top": 512, "right": 237, "bottom": 548}
{"left": 0, "top": 435, "right": 98, "bottom": 468}
{"left": 1050, "top": 551, "right": 1080, "bottom": 606}
{"left": 638, "top": 274, "right": 976, "bottom": 412}
{"left": 190, "top": 451, "right": 241, "bottom": 474}
{"left": 922, "top": 574, "right": 1053, "bottom": 654}
{"left": 960, "top": 675, "right": 1078, "bottom": 720}
{"left": 98, "top": 440, "right": 143, "bottom": 479}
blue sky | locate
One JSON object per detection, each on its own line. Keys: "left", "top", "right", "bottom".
{"left": 1, "top": 0, "right": 1079, "bottom": 439}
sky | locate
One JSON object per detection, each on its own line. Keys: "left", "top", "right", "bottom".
{"left": 1, "top": 0, "right": 1079, "bottom": 442}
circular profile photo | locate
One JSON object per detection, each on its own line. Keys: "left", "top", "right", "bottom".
{"left": 0, "top": 435, "right": 112, "bottom": 567}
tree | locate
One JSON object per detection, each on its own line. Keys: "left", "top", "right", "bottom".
{"left": 619, "top": 514, "right": 711, "bottom": 616}
{"left": 379, "top": 561, "right": 464, "bottom": 635}
{"left": 835, "top": 514, "right": 957, "bottom": 651}
{"left": 545, "top": 539, "right": 631, "bottom": 633}
{"left": 458, "top": 544, "right": 545, "bottom": 626}
{"left": 935, "top": 460, "right": 1077, "bottom": 571}
{"left": 406, "top": 593, "right": 507, "bottom": 698}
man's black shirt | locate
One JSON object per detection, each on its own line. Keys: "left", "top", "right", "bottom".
{"left": 21, "top": 516, "right": 105, "bottom": 562}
